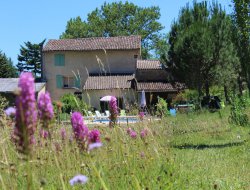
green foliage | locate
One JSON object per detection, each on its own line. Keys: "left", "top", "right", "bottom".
{"left": 232, "top": 0, "right": 250, "bottom": 94}
{"left": 1, "top": 106, "right": 250, "bottom": 189}
{"left": 60, "top": 93, "right": 89, "bottom": 114}
{"left": 0, "top": 94, "right": 8, "bottom": 115}
{"left": 168, "top": 2, "right": 240, "bottom": 97}
{"left": 229, "top": 96, "right": 249, "bottom": 126}
{"left": 60, "top": 1, "right": 164, "bottom": 58}
{"left": 156, "top": 97, "right": 169, "bottom": 117}
{"left": 173, "top": 89, "right": 199, "bottom": 104}
{"left": 17, "top": 40, "right": 45, "bottom": 78}
{"left": 0, "top": 51, "right": 17, "bottom": 78}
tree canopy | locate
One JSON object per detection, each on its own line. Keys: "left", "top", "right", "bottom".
{"left": 0, "top": 51, "right": 17, "bottom": 78}
{"left": 60, "top": 1, "right": 164, "bottom": 58}
{"left": 168, "top": 2, "right": 239, "bottom": 98}
{"left": 17, "top": 40, "right": 45, "bottom": 78}
{"left": 232, "top": 0, "right": 250, "bottom": 95}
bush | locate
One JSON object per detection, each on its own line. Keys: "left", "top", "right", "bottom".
{"left": 156, "top": 98, "right": 169, "bottom": 117}
{"left": 60, "top": 93, "right": 89, "bottom": 115}
{"left": 229, "top": 96, "right": 249, "bottom": 126}
{"left": 0, "top": 94, "right": 8, "bottom": 115}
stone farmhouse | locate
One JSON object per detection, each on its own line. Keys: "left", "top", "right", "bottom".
{"left": 42, "top": 35, "right": 184, "bottom": 111}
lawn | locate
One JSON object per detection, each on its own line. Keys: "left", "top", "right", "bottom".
{"left": 0, "top": 108, "right": 250, "bottom": 189}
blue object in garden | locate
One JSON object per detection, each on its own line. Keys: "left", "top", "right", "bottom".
{"left": 170, "top": 108, "right": 176, "bottom": 116}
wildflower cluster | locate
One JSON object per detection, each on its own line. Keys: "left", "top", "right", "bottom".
{"left": 71, "top": 112, "right": 101, "bottom": 150}
{"left": 12, "top": 72, "right": 55, "bottom": 155}
{"left": 13, "top": 72, "right": 37, "bottom": 155}
{"left": 109, "top": 96, "right": 118, "bottom": 127}
{"left": 38, "top": 92, "right": 54, "bottom": 138}
{"left": 126, "top": 127, "right": 149, "bottom": 139}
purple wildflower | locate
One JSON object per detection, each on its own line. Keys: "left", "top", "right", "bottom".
{"left": 109, "top": 96, "right": 118, "bottom": 127}
{"left": 140, "top": 128, "right": 148, "bottom": 138}
{"left": 88, "top": 142, "right": 103, "bottom": 151}
{"left": 60, "top": 128, "right": 67, "bottom": 140}
{"left": 88, "top": 129, "right": 101, "bottom": 143}
{"left": 139, "top": 112, "right": 145, "bottom": 121}
{"left": 130, "top": 131, "right": 137, "bottom": 138}
{"left": 39, "top": 129, "right": 49, "bottom": 139}
{"left": 37, "top": 92, "right": 54, "bottom": 124}
{"left": 71, "top": 112, "right": 88, "bottom": 143}
{"left": 69, "top": 175, "right": 88, "bottom": 186}
{"left": 126, "top": 127, "right": 132, "bottom": 135}
{"left": 13, "top": 72, "right": 37, "bottom": 155}
{"left": 5, "top": 107, "right": 16, "bottom": 116}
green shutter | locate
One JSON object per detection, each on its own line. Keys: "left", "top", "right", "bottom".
{"left": 54, "top": 54, "right": 65, "bottom": 66}
{"left": 75, "top": 76, "right": 81, "bottom": 89}
{"left": 56, "top": 75, "right": 63, "bottom": 88}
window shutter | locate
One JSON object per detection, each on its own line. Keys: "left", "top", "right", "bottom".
{"left": 74, "top": 76, "right": 81, "bottom": 89}
{"left": 56, "top": 75, "right": 63, "bottom": 88}
{"left": 54, "top": 54, "right": 65, "bottom": 66}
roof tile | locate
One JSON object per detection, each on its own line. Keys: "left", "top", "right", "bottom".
{"left": 136, "top": 60, "right": 162, "bottom": 70}
{"left": 83, "top": 75, "right": 134, "bottom": 90}
{"left": 43, "top": 36, "right": 141, "bottom": 52}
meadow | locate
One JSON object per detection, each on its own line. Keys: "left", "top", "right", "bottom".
{"left": 0, "top": 107, "right": 250, "bottom": 190}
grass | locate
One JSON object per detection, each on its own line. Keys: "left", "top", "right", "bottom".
{"left": 0, "top": 107, "right": 250, "bottom": 189}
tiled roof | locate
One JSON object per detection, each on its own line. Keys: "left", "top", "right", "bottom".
{"left": 83, "top": 75, "right": 134, "bottom": 90}
{"left": 136, "top": 60, "right": 162, "bottom": 70}
{"left": 43, "top": 36, "right": 141, "bottom": 52}
{"left": 0, "top": 78, "right": 45, "bottom": 93}
{"left": 136, "top": 82, "right": 183, "bottom": 92}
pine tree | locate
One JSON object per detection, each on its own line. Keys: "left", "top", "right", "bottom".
{"left": 17, "top": 40, "right": 45, "bottom": 78}
{"left": 0, "top": 51, "right": 17, "bottom": 78}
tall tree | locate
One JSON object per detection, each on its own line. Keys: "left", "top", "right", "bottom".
{"left": 232, "top": 0, "right": 250, "bottom": 95}
{"left": 0, "top": 51, "right": 17, "bottom": 78}
{"left": 60, "top": 1, "right": 163, "bottom": 58}
{"left": 168, "top": 2, "right": 239, "bottom": 99}
{"left": 17, "top": 40, "right": 45, "bottom": 78}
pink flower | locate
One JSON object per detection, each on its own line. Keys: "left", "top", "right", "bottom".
{"left": 37, "top": 92, "right": 54, "bottom": 122}
{"left": 60, "top": 128, "right": 66, "bottom": 140}
{"left": 88, "top": 129, "right": 101, "bottom": 143}
{"left": 130, "top": 131, "right": 137, "bottom": 138}
{"left": 109, "top": 96, "right": 118, "bottom": 127}
{"left": 71, "top": 112, "right": 88, "bottom": 142}
{"left": 39, "top": 129, "right": 49, "bottom": 139}
{"left": 13, "top": 72, "right": 37, "bottom": 155}
{"left": 126, "top": 127, "right": 132, "bottom": 134}
{"left": 140, "top": 128, "right": 148, "bottom": 138}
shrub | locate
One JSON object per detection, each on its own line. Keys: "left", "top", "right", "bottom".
{"left": 60, "top": 93, "right": 89, "bottom": 114}
{"left": 156, "top": 97, "right": 169, "bottom": 117}
{"left": 229, "top": 96, "right": 249, "bottom": 126}
{"left": 0, "top": 94, "right": 8, "bottom": 115}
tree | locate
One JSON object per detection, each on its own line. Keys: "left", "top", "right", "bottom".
{"left": 60, "top": 1, "right": 164, "bottom": 58}
{"left": 17, "top": 40, "right": 45, "bottom": 78}
{"left": 232, "top": 0, "right": 250, "bottom": 96}
{"left": 0, "top": 51, "right": 17, "bottom": 78}
{"left": 168, "top": 2, "right": 240, "bottom": 99}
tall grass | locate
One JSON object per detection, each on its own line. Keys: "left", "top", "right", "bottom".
{"left": 0, "top": 107, "right": 250, "bottom": 189}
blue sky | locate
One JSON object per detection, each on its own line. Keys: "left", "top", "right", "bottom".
{"left": 0, "top": 0, "right": 232, "bottom": 65}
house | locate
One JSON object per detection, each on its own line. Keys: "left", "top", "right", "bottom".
{"left": 42, "top": 35, "right": 184, "bottom": 110}
{"left": 0, "top": 78, "right": 46, "bottom": 105}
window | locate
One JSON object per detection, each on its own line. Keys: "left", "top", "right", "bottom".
{"left": 134, "top": 54, "right": 138, "bottom": 59}
{"left": 54, "top": 54, "right": 65, "bottom": 66}
{"left": 56, "top": 75, "right": 80, "bottom": 89}
{"left": 63, "top": 76, "right": 74, "bottom": 88}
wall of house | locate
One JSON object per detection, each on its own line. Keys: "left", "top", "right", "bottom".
{"left": 136, "top": 69, "right": 173, "bottom": 81}
{"left": 82, "top": 89, "right": 137, "bottom": 111}
{"left": 43, "top": 49, "right": 140, "bottom": 100}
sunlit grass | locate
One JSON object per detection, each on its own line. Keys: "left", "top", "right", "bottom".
{"left": 0, "top": 107, "right": 250, "bottom": 189}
